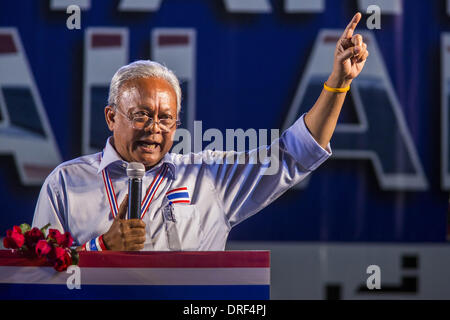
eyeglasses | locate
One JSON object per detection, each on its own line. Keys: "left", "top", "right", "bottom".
{"left": 113, "top": 106, "right": 180, "bottom": 132}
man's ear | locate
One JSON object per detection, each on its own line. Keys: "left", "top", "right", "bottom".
{"left": 104, "top": 105, "right": 116, "bottom": 132}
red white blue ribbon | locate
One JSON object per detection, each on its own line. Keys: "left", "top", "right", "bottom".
{"left": 82, "top": 235, "right": 107, "bottom": 251}
{"left": 140, "top": 165, "right": 168, "bottom": 219}
{"left": 102, "top": 167, "right": 119, "bottom": 218}
{"left": 101, "top": 152, "right": 168, "bottom": 219}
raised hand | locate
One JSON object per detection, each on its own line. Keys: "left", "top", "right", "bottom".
{"left": 330, "top": 12, "right": 369, "bottom": 86}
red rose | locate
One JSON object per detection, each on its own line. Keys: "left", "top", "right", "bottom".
{"left": 35, "top": 240, "right": 52, "bottom": 258}
{"left": 57, "top": 232, "right": 73, "bottom": 248}
{"left": 47, "top": 229, "right": 62, "bottom": 241}
{"left": 24, "top": 227, "right": 45, "bottom": 249}
{"left": 47, "top": 245, "right": 65, "bottom": 261}
{"left": 3, "top": 226, "right": 25, "bottom": 249}
{"left": 52, "top": 249, "right": 72, "bottom": 272}
{"left": 48, "top": 229, "right": 73, "bottom": 247}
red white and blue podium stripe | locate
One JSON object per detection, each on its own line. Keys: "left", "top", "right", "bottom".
{"left": 0, "top": 250, "right": 270, "bottom": 300}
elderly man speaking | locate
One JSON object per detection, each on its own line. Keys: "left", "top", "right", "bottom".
{"left": 32, "top": 14, "right": 369, "bottom": 251}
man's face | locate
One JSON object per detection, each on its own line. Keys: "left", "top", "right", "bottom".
{"left": 105, "top": 77, "right": 178, "bottom": 168}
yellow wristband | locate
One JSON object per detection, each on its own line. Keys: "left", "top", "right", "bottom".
{"left": 324, "top": 82, "right": 350, "bottom": 93}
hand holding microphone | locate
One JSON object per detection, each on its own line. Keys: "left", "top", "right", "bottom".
{"left": 102, "top": 163, "right": 146, "bottom": 251}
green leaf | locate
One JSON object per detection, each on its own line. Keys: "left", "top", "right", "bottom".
{"left": 71, "top": 250, "right": 79, "bottom": 266}
{"left": 40, "top": 223, "right": 51, "bottom": 233}
{"left": 19, "top": 223, "right": 31, "bottom": 234}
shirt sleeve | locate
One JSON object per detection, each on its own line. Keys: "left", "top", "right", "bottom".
{"left": 205, "top": 114, "right": 332, "bottom": 228}
{"left": 31, "top": 170, "right": 66, "bottom": 233}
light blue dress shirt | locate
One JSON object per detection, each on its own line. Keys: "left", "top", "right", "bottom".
{"left": 32, "top": 115, "right": 331, "bottom": 250}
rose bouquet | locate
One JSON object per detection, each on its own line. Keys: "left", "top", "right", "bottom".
{"left": 3, "top": 223, "right": 79, "bottom": 272}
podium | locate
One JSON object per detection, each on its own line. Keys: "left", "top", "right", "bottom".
{"left": 0, "top": 250, "right": 270, "bottom": 300}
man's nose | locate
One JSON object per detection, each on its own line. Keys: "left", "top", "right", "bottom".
{"left": 144, "top": 118, "right": 162, "bottom": 134}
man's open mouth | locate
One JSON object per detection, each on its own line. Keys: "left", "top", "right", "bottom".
{"left": 136, "top": 141, "right": 160, "bottom": 152}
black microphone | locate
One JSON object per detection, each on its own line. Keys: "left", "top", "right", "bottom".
{"left": 126, "top": 162, "right": 145, "bottom": 220}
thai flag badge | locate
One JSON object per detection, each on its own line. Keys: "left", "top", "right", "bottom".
{"left": 166, "top": 187, "right": 191, "bottom": 204}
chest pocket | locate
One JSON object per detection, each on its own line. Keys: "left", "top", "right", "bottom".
{"left": 163, "top": 203, "right": 204, "bottom": 251}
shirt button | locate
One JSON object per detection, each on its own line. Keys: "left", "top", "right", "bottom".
{"left": 122, "top": 163, "right": 127, "bottom": 168}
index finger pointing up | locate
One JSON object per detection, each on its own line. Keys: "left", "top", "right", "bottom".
{"left": 342, "top": 12, "right": 362, "bottom": 39}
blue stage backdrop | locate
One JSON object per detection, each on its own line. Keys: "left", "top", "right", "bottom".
{"left": 0, "top": 0, "right": 448, "bottom": 242}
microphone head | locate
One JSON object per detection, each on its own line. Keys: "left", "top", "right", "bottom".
{"left": 126, "top": 162, "right": 145, "bottom": 179}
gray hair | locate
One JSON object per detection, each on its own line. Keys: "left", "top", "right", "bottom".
{"left": 108, "top": 60, "right": 182, "bottom": 116}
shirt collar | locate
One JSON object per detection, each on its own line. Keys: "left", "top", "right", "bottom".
{"left": 97, "top": 137, "right": 177, "bottom": 179}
